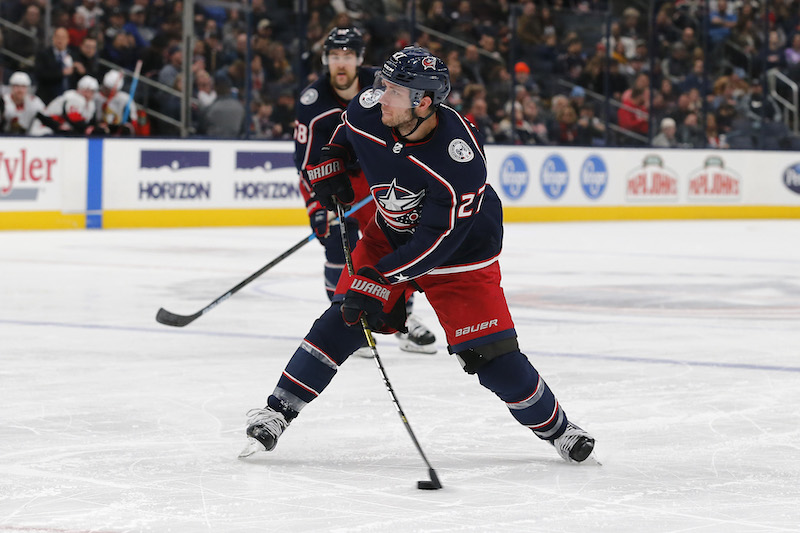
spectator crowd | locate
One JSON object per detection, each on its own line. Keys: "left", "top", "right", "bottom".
{"left": 1, "top": 0, "right": 799, "bottom": 149}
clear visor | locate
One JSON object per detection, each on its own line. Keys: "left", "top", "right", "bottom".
{"left": 372, "top": 73, "right": 418, "bottom": 108}
{"left": 323, "top": 49, "right": 360, "bottom": 66}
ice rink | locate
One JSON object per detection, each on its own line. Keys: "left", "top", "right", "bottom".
{"left": 2, "top": 219, "right": 799, "bottom": 533}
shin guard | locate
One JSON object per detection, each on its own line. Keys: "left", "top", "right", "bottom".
{"left": 269, "top": 304, "right": 366, "bottom": 418}
{"left": 476, "top": 351, "right": 568, "bottom": 440}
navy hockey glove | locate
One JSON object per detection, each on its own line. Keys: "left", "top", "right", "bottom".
{"left": 305, "top": 144, "right": 354, "bottom": 210}
{"left": 307, "top": 199, "right": 330, "bottom": 240}
{"left": 341, "top": 266, "right": 392, "bottom": 330}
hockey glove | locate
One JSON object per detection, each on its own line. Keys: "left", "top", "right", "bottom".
{"left": 341, "top": 266, "right": 392, "bottom": 330}
{"left": 307, "top": 199, "right": 330, "bottom": 240}
{"left": 305, "top": 144, "right": 354, "bottom": 210}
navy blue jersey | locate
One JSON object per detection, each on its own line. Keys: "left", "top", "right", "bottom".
{"left": 330, "top": 87, "right": 504, "bottom": 283}
{"left": 293, "top": 68, "right": 377, "bottom": 172}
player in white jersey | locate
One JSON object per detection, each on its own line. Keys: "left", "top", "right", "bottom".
{"left": 0, "top": 72, "right": 46, "bottom": 134}
{"left": 95, "top": 70, "right": 137, "bottom": 135}
{"left": 29, "top": 75, "right": 99, "bottom": 136}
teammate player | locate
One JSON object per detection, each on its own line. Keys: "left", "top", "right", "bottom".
{"left": 0, "top": 72, "right": 46, "bottom": 134}
{"left": 294, "top": 27, "right": 436, "bottom": 355}
{"left": 242, "top": 47, "right": 595, "bottom": 464}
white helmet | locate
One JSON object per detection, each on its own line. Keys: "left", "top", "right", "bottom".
{"left": 77, "top": 75, "right": 99, "bottom": 91}
{"left": 103, "top": 70, "right": 124, "bottom": 90}
{"left": 9, "top": 71, "right": 32, "bottom": 87}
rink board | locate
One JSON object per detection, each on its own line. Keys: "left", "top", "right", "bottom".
{"left": 3, "top": 137, "right": 800, "bottom": 230}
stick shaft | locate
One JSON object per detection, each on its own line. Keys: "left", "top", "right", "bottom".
{"left": 156, "top": 196, "right": 372, "bottom": 327}
{"left": 122, "top": 60, "right": 143, "bottom": 124}
{"left": 335, "top": 202, "right": 440, "bottom": 478}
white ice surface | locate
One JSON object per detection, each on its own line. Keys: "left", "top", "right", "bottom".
{"left": 1, "top": 220, "right": 799, "bottom": 532}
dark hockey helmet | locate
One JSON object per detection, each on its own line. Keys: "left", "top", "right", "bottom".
{"left": 374, "top": 46, "right": 450, "bottom": 108}
{"left": 322, "top": 27, "right": 365, "bottom": 66}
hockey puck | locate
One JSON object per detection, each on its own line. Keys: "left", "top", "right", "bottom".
{"left": 417, "top": 480, "right": 442, "bottom": 490}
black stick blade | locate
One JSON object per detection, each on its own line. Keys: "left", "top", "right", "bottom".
{"left": 156, "top": 307, "right": 201, "bottom": 327}
{"left": 417, "top": 468, "right": 443, "bottom": 490}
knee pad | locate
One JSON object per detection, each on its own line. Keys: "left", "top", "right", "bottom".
{"left": 449, "top": 337, "right": 520, "bottom": 374}
{"left": 305, "top": 303, "right": 368, "bottom": 365}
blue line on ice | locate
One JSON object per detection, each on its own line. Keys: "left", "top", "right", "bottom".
{"left": 5, "top": 318, "right": 799, "bottom": 374}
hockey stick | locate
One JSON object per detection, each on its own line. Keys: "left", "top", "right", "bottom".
{"left": 122, "top": 60, "right": 142, "bottom": 124}
{"left": 155, "top": 196, "right": 372, "bottom": 327}
{"left": 335, "top": 201, "right": 443, "bottom": 491}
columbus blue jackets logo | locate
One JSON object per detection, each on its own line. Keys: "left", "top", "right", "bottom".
{"left": 359, "top": 88, "right": 381, "bottom": 108}
{"left": 372, "top": 179, "right": 425, "bottom": 232}
{"left": 421, "top": 57, "right": 437, "bottom": 70}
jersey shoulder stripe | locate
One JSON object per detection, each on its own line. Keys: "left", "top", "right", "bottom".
{"left": 344, "top": 109, "right": 387, "bottom": 146}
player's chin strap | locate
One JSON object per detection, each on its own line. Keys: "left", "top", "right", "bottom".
{"left": 394, "top": 107, "right": 437, "bottom": 141}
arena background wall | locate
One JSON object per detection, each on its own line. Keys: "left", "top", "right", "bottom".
{"left": 2, "top": 137, "right": 800, "bottom": 231}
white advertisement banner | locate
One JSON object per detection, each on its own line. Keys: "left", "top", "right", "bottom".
{"left": 5, "top": 136, "right": 800, "bottom": 230}
{"left": 102, "top": 139, "right": 302, "bottom": 210}
{"left": 0, "top": 138, "right": 86, "bottom": 213}
{"left": 486, "top": 146, "right": 800, "bottom": 207}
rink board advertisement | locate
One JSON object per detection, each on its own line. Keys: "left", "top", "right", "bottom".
{"left": 4, "top": 137, "right": 800, "bottom": 230}
{"left": 485, "top": 145, "right": 800, "bottom": 221}
{"left": 100, "top": 139, "right": 306, "bottom": 228}
{"left": 0, "top": 138, "right": 87, "bottom": 229}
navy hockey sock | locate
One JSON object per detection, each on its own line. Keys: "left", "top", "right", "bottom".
{"left": 323, "top": 262, "right": 343, "bottom": 300}
{"left": 269, "top": 304, "right": 366, "bottom": 417}
{"left": 322, "top": 218, "right": 359, "bottom": 300}
{"left": 476, "top": 351, "right": 568, "bottom": 440}
{"left": 405, "top": 293, "right": 415, "bottom": 315}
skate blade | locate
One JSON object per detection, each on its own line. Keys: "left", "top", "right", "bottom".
{"left": 397, "top": 340, "right": 437, "bottom": 354}
{"left": 586, "top": 452, "right": 603, "bottom": 466}
{"left": 238, "top": 437, "right": 267, "bottom": 459}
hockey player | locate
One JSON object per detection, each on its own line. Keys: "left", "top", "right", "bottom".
{"left": 294, "top": 27, "right": 436, "bottom": 355}
{"left": 29, "top": 75, "right": 99, "bottom": 136}
{"left": 95, "top": 70, "right": 137, "bottom": 135}
{"left": 0, "top": 72, "right": 46, "bottom": 134}
{"left": 242, "top": 47, "right": 595, "bottom": 465}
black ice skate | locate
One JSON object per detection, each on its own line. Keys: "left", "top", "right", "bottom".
{"left": 551, "top": 422, "right": 595, "bottom": 463}
{"left": 238, "top": 407, "right": 289, "bottom": 458}
{"left": 396, "top": 314, "right": 437, "bottom": 354}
